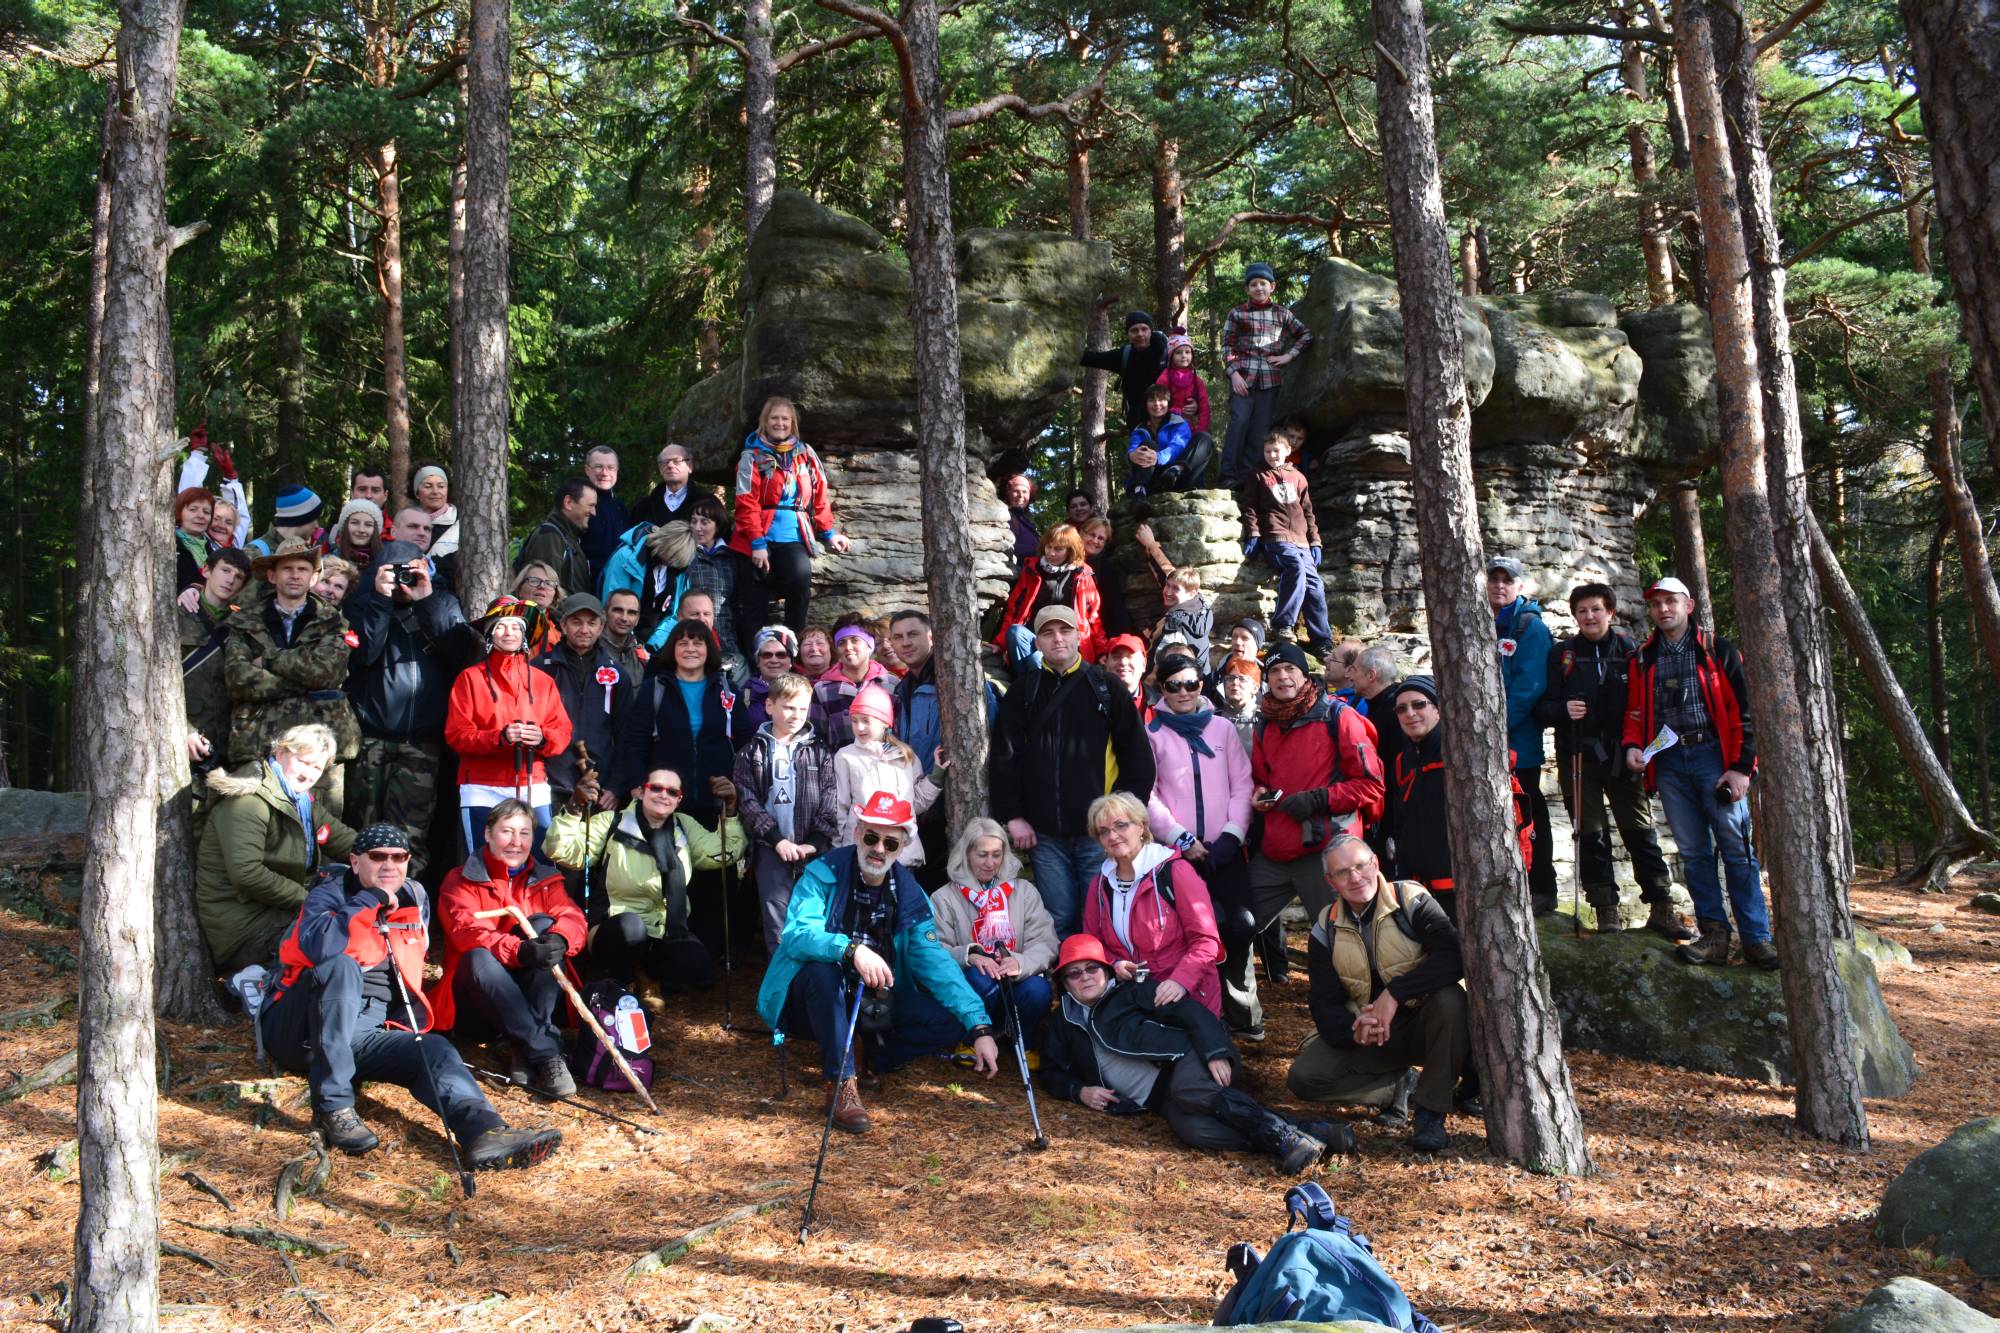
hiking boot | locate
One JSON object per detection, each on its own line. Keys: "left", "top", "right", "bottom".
{"left": 1409, "top": 1108, "right": 1449, "bottom": 1153}
{"left": 1372, "top": 1069, "right": 1417, "bottom": 1129}
{"left": 827, "top": 1077, "right": 871, "bottom": 1134}
{"left": 530, "top": 1055, "right": 576, "bottom": 1099}
{"left": 1452, "top": 1081, "right": 1484, "bottom": 1119}
{"left": 1296, "top": 1118, "right": 1358, "bottom": 1159}
{"left": 1742, "top": 938, "right": 1781, "bottom": 971}
{"left": 1675, "top": 921, "right": 1732, "bottom": 965}
{"left": 1590, "top": 903, "right": 1623, "bottom": 934}
{"left": 1645, "top": 902, "right": 1696, "bottom": 943}
{"left": 314, "top": 1107, "right": 379, "bottom": 1156}
{"left": 467, "top": 1124, "right": 563, "bottom": 1171}
{"left": 1233, "top": 1024, "right": 1267, "bottom": 1045}
{"left": 1272, "top": 1124, "right": 1328, "bottom": 1175}
{"left": 509, "top": 1051, "right": 530, "bottom": 1086}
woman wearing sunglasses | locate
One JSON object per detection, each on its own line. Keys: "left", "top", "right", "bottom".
{"left": 546, "top": 765, "right": 746, "bottom": 1011}
{"left": 1079, "top": 790, "right": 1224, "bottom": 1018}
{"left": 1142, "top": 651, "right": 1261, "bottom": 1039}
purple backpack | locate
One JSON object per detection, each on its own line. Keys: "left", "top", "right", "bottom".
{"left": 567, "top": 978, "right": 655, "bottom": 1091}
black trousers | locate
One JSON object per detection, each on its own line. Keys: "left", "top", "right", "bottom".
{"left": 452, "top": 929, "right": 565, "bottom": 1063}
{"left": 590, "top": 911, "right": 715, "bottom": 990}
{"left": 1129, "top": 433, "right": 1216, "bottom": 494}
{"left": 1516, "top": 766, "right": 1558, "bottom": 911}
{"left": 734, "top": 541, "right": 814, "bottom": 639}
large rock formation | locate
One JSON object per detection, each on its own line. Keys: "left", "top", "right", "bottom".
{"left": 1877, "top": 1118, "right": 2000, "bottom": 1277}
{"left": 669, "top": 191, "right": 1117, "bottom": 622}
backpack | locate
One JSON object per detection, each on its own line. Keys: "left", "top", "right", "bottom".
{"left": 567, "top": 977, "right": 655, "bottom": 1091}
{"left": 1253, "top": 697, "right": 1386, "bottom": 831}
{"left": 1213, "top": 1183, "right": 1441, "bottom": 1331}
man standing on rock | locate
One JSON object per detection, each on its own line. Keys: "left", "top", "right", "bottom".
{"left": 1623, "top": 577, "right": 1776, "bottom": 969}
{"left": 1487, "top": 556, "right": 1556, "bottom": 914}
{"left": 1079, "top": 311, "right": 1170, "bottom": 429}
{"left": 1536, "top": 582, "right": 1689, "bottom": 941}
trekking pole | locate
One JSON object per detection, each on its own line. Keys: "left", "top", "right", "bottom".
{"left": 719, "top": 809, "right": 737, "bottom": 1031}
{"left": 380, "top": 912, "right": 474, "bottom": 1199}
{"left": 1570, "top": 746, "right": 1584, "bottom": 938}
{"left": 471, "top": 1065, "right": 663, "bottom": 1135}
{"left": 988, "top": 944, "right": 1048, "bottom": 1150}
{"left": 799, "top": 974, "right": 866, "bottom": 1244}
{"left": 473, "top": 905, "right": 661, "bottom": 1114}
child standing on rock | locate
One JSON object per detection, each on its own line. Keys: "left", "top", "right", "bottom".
{"left": 1220, "top": 263, "right": 1313, "bottom": 489}
{"left": 1239, "top": 432, "right": 1332, "bottom": 659}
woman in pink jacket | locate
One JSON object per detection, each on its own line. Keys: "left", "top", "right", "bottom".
{"left": 1080, "top": 791, "right": 1223, "bottom": 1017}
{"left": 1142, "top": 650, "right": 1259, "bottom": 1036}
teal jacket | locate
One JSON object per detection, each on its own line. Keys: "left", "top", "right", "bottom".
{"left": 756, "top": 847, "right": 987, "bottom": 1035}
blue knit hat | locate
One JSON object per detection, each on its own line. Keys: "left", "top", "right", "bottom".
{"left": 1244, "top": 262, "right": 1277, "bottom": 284}
{"left": 274, "top": 484, "right": 324, "bottom": 525}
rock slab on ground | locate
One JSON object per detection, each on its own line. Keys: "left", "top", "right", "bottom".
{"left": 0, "top": 788, "right": 85, "bottom": 839}
{"left": 1536, "top": 917, "right": 1917, "bottom": 1096}
{"left": 1824, "top": 1276, "right": 2000, "bottom": 1332}
{"left": 1876, "top": 1118, "right": 2000, "bottom": 1278}
{"left": 1969, "top": 893, "right": 2000, "bottom": 915}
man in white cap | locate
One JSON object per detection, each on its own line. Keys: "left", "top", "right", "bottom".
{"left": 1623, "top": 577, "right": 1774, "bottom": 968}
{"left": 756, "top": 790, "right": 1000, "bottom": 1133}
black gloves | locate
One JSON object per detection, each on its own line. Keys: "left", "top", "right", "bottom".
{"left": 1276, "top": 787, "right": 1330, "bottom": 820}
{"left": 355, "top": 886, "right": 397, "bottom": 913}
{"left": 516, "top": 934, "right": 566, "bottom": 969}
{"left": 1207, "top": 832, "right": 1242, "bottom": 866}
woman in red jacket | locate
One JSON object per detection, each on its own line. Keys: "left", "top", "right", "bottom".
{"left": 429, "top": 800, "right": 586, "bottom": 1096}
{"left": 992, "top": 522, "right": 1107, "bottom": 674}
{"left": 1079, "top": 791, "right": 1223, "bottom": 1016}
{"left": 729, "top": 395, "right": 852, "bottom": 637}
{"left": 446, "top": 596, "right": 575, "bottom": 859}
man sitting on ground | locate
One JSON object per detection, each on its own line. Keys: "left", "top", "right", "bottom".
{"left": 1287, "top": 835, "right": 1470, "bottom": 1152}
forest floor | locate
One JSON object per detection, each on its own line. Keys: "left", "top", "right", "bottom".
{"left": 0, "top": 868, "right": 1996, "bottom": 1332}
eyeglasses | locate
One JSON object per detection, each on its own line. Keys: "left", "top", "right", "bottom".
{"left": 1393, "top": 700, "right": 1434, "bottom": 715}
{"left": 521, "top": 577, "right": 556, "bottom": 591}
{"left": 643, "top": 782, "right": 683, "bottom": 797}
{"left": 1328, "top": 861, "right": 1374, "bottom": 879}
{"left": 1059, "top": 964, "right": 1103, "bottom": 984}
{"left": 1096, "top": 818, "right": 1139, "bottom": 837}
{"left": 1160, "top": 679, "right": 1202, "bottom": 694}
{"left": 860, "top": 830, "right": 906, "bottom": 852}
{"left": 362, "top": 850, "right": 410, "bottom": 864}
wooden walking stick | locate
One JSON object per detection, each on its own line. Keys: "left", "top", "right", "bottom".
{"left": 473, "top": 904, "right": 661, "bottom": 1113}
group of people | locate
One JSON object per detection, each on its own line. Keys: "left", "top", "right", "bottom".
{"left": 175, "top": 315, "right": 1777, "bottom": 1178}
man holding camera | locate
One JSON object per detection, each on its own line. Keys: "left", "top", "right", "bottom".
{"left": 756, "top": 791, "right": 1000, "bottom": 1134}
{"left": 1623, "top": 577, "right": 1774, "bottom": 969}
{"left": 344, "top": 538, "right": 479, "bottom": 880}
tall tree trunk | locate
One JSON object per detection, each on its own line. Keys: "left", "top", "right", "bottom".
{"left": 1668, "top": 480, "right": 1717, "bottom": 635}
{"left": 371, "top": 140, "right": 412, "bottom": 508}
{"left": 448, "top": 60, "right": 469, "bottom": 457}
{"left": 1474, "top": 223, "right": 1494, "bottom": 294}
{"left": 899, "top": 0, "right": 990, "bottom": 827}
{"left": 1928, "top": 517, "right": 1953, "bottom": 770}
{"left": 1371, "top": 0, "right": 1591, "bottom": 1176}
{"left": 1809, "top": 512, "right": 1996, "bottom": 890}
{"left": 1901, "top": 1, "right": 2000, "bottom": 448}
{"left": 74, "top": 89, "right": 115, "bottom": 787}
{"left": 1151, "top": 135, "right": 1186, "bottom": 328}
{"left": 1458, "top": 223, "right": 1479, "bottom": 296}
{"left": 744, "top": 0, "right": 777, "bottom": 238}
{"left": 1678, "top": 0, "right": 1867, "bottom": 1146}
{"left": 274, "top": 148, "right": 307, "bottom": 486}
{"left": 455, "top": 0, "right": 512, "bottom": 613}
{"left": 1621, "top": 19, "right": 1676, "bottom": 306}
{"left": 72, "top": 0, "right": 186, "bottom": 1320}
{"left": 1716, "top": 1, "right": 1853, "bottom": 895}
{"left": 1068, "top": 127, "right": 1110, "bottom": 514}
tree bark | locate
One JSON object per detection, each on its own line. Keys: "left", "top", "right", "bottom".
{"left": 1151, "top": 134, "right": 1186, "bottom": 328}
{"left": 1809, "top": 512, "right": 1996, "bottom": 890}
{"left": 1068, "top": 127, "right": 1110, "bottom": 515}
{"left": 73, "top": 90, "right": 116, "bottom": 788}
{"left": 1458, "top": 224, "right": 1479, "bottom": 297}
{"left": 72, "top": 0, "right": 185, "bottom": 1321}
{"left": 1620, "top": 18, "right": 1677, "bottom": 306}
{"left": 1927, "top": 517, "right": 1953, "bottom": 771}
{"left": 1371, "top": 0, "right": 1591, "bottom": 1176}
{"left": 745, "top": 0, "right": 777, "bottom": 238}
{"left": 448, "top": 59, "right": 469, "bottom": 460}
{"left": 1678, "top": 0, "right": 1867, "bottom": 1146}
{"left": 370, "top": 139, "right": 412, "bottom": 509}
{"left": 274, "top": 147, "right": 307, "bottom": 487}
{"left": 897, "top": 0, "right": 990, "bottom": 829}
{"left": 1667, "top": 480, "right": 1717, "bottom": 635}
{"left": 454, "top": 0, "right": 512, "bottom": 615}
{"left": 1901, "top": 1, "right": 2000, "bottom": 452}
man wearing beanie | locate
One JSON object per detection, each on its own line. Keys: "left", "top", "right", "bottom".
{"left": 248, "top": 484, "right": 326, "bottom": 559}
{"left": 1079, "top": 309, "right": 1170, "bottom": 428}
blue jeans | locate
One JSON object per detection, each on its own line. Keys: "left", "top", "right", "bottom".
{"left": 780, "top": 956, "right": 968, "bottom": 1081}
{"left": 1266, "top": 542, "right": 1330, "bottom": 645}
{"left": 1002, "top": 623, "right": 1043, "bottom": 676}
{"left": 1653, "top": 741, "right": 1769, "bottom": 943}
{"left": 1031, "top": 835, "right": 1103, "bottom": 936}
{"left": 964, "top": 966, "right": 1053, "bottom": 1051}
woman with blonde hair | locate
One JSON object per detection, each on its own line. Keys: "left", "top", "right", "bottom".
{"left": 1079, "top": 790, "right": 1223, "bottom": 1016}
{"left": 728, "top": 395, "right": 851, "bottom": 636}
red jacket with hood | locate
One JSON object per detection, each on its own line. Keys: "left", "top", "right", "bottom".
{"left": 445, "top": 652, "right": 574, "bottom": 789}
{"left": 728, "top": 433, "right": 839, "bottom": 554}
{"left": 993, "top": 560, "right": 1109, "bottom": 662}
{"left": 1081, "top": 843, "right": 1223, "bottom": 1016}
{"left": 427, "top": 849, "right": 586, "bottom": 1032}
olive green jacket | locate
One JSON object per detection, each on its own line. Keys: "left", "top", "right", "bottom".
{"left": 195, "top": 761, "right": 357, "bottom": 969}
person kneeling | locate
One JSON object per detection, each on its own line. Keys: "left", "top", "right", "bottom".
{"left": 1286, "top": 835, "right": 1470, "bottom": 1153}
{"left": 1041, "top": 935, "right": 1352, "bottom": 1173}
{"left": 932, "top": 818, "right": 1059, "bottom": 1050}
{"left": 260, "top": 824, "right": 560, "bottom": 1169}
{"left": 430, "top": 800, "right": 587, "bottom": 1098}
{"left": 546, "top": 765, "right": 744, "bottom": 1010}
{"left": 755, "top": 792, "right": 1000, "bottom": 1134}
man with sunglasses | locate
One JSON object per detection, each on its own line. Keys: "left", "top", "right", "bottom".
{"left": 259, "top": 824, "right": 563, "bottom": 1171}
{"left": 756, "top": 791, "right": 1000, "bottom": 1134}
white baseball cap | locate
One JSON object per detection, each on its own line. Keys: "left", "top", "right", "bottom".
{"left": 1645, "top": 576, "right": 1693, "bottom": 598}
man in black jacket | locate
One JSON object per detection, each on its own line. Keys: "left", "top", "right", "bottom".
{"left": 580, "top": 445, "right": 631, "bottom": 583}
{"left": 1534, "top": 583, "right": 1687, "bottom": 941}
{"left": 344, "top": 540, "right": 478, "bottom": 880}
{"left": 1287, "top": 835, "right": 1471, "bottom": 1153}
{"left": 515, "top": 476, "right": 596, "bottom": 597}
{"left": 531, "top": 592, "right": 638, "bottom": 809}
{"left": 1041, "top": 934, "right": 1349, "bottom": 1171}
{"left": 1078, "top": 311, "right": 1171, "bottom": 428}
{"left": 989, "top": 605, "right": 1157, "bottom": 935}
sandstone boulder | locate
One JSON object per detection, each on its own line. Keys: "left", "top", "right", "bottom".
{"left": 1535, "top": 917, "right": 1917, "bottom": 1096}
{"left": 1824, "top": 1278, "right": 1999, "bottom": 1333}
{"left": 1877, "top": 1118, "right": 2000, "bottom": 1277}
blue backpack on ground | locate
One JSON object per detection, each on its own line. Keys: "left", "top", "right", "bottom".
{"left": 1212, "top": 1183, "right": 1441, "bottom": 1331}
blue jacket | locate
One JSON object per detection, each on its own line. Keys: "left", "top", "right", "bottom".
{"left": 892, "top": 657, "right": 998, "bottom": 777}
{"left": 1496, "top": 597, "right": 1552, "bottom": 767}
{"left": 1128, "top": 413, "right": 1194, "bottom": 469}
{"left": 756, "top": 847, "right": 987, "bottom": 1034}
{"left": 598, "top": 522, "right": 654, "bottom": 604}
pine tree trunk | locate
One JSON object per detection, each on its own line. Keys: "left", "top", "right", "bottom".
{"left": 371, "top": 140, "right": 412, "bottom": 507}
{"left": 455, "top": 0, "right": 512, "bottom": 614}
{"left": 275, "top": 149, "right": 307, "bottom": 487}
{"left": 1151, "top": 135, "right": 1186, "bottom": 327}
{"left": 1067, "top": 127, "right": 1110, "bottom": 514}
{"left": 1677, "top": 0, "right": 1867, "bottom": 1146}
{"left": 1809, "top": 512, "right": 1996, "bottom": 890}
{"left": 899, "top": 0, "right": 990, "bottom": 829}
{"left": 448, "top": 59, "right": 469, "bottom": 460}
{"left": 72, "top": 0, "right": 186, "bottom": 1319}
{"left": 1621, "top": 22, "right": 1676, "bottom": 306}
{"left": 1667, "top": 480, "right": 1717, "bottom": 636}
{"left": 1371, "top": 0, "right": 1591, "bottom": 1176}
{"left": 1713, "top": 2, "right": 1853, "bottom": 893}
{"left": 1901, "top": 0, "right": 2000, "bottom": 449}
{"left": 1928, "top": 517, "right": 1953, "bottom": 770}
{"left": 74, "top": 90, "right": 114, "bottom": 785}
{"left": 1458, "top": 224, "right": 1479, "bottom": 297}
{"left": 745, "top": 0, "right": 777, "bottom": 238}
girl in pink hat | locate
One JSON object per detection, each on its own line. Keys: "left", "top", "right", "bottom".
{"left": 832, "top": 683, "right": 944, "bottom": 867}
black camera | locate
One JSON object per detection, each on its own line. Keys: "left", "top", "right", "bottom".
{"left": 394, "top": 563, "right": 423, "bottom": 586}
{"left": 858, "top": 987, "right": 895, "bottom": 1033}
